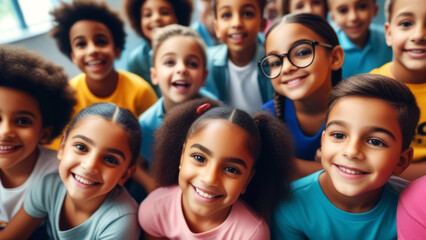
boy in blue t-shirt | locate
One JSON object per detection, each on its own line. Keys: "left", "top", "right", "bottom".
{"left": 328, "top": 0, "right": 392, "bottom": 79}
{"left": 272, "top": 74, "right": 419, "bottom": 240}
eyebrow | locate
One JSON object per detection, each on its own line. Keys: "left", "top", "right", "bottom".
{"left": 395, "top": 12, "right": 414, "bottom": 19}
{"left": 218, "top": 3, "right": 256, "bottom": 12}
{"left": 266, "top": 39, "right": 313, "bottom": 55}
{"left": 190, "top": 143, "right": 247, "bottom": 169}
{"left": 71, "top": 135, "right": 127, "bottom": 160}
{"left": 326, "top": 120, "right": 397, "bottom": 141}
{"left": 15, "top": 110, "right": 37, "bottom": 119}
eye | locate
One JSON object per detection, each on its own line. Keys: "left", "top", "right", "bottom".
{"left": 312, "top": 0, "right": 322, "bottom": 6}
{"left": 357, "top": 3, "right": 369, "bottom": 10}
{"left": 295, "top": 3, "right": 304, "bottom": 9}
{"left": 224, "top": 166, "right": 241, "bottom": 175}
{"left": 242, "top": 10, "right": 255, "bottom": 18}
{"left": 142, "top": 11, "right": 152, "bottom": 18}
{"left": 399, "top": 21, "right": 413, "bottom": 28}
{"left": 160, "top": 9, "right": 172, "bottom": 16}
{"left": 220, "top": 12, "right": 231, "bottom": 19}
{"left": 367, "top": 138, "right": 386, "bottom": 147}
{"left": 192, "top": 154, "right": 206, "bottom": 163}
{"left": 95, "top": 38, "right": 109, "bottom": 46}
{"left": 15, "top": 117, "right": 32, "bottom": 126}
{"left": 163, "top": 59, "right": 176, "bottom": 66}
{"left": 295, "top": 48, "right": 313, "bottom": 57}
{"left": 104, "top": 156, "right": 119, "bottom": 165}
{"left": 332, "top": 133, "right": 346, "bottom": 139}
{"left": 187, "top": 59, "right": 200, "bottom": 68}
{"left": 75, "top": 41, "right": 87, "bottom": 48}
{"left": 74, "top": 143, "right": 88, "bottom": 152}
{"left": 337, "top": 7, "right": 348, "bottom": 14}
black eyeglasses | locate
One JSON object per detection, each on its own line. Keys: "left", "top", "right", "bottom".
{"left": 258, "top": 41, "right": 334, "bottom": 79}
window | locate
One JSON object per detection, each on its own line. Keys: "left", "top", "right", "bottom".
{"left": 0, "top": 0, "right": 66, "bottom": 44}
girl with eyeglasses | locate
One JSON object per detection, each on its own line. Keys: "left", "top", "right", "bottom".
{"left": 259, "top": 13, "right": 344, "bottom": 179}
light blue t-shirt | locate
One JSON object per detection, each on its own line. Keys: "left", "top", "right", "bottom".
{"left": 272, "top": 170, "right": 401, "bottom": 240}
{"left": 24, "top": 173, "right": 140, "bottom": 240}
{"left": 337, "top": 24, "right": 393, "bottom": 79}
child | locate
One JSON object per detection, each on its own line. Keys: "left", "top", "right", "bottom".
{"left": 0, "top": 45, "right": 75, "bottom": 233}
{"left": 397, "top": 175, "right": 426, "bottom": 239}
{"left": 263, "top": 0, "right": 280, "bottom": 34}
{"left": 0, "top": 103, "right": 141, "bottom": 239}
{"left": 280, "top": 0, "right": 328, "bottom": 17}
{"left": 260, "top": 13, "right": 344, "bottom": 178}
{"left": 123, "top": 0, "right": 193, "bottom": 96}
{"left": 328, "top": 0, "right": 393, "bottom": 79}
{"left": 272, "top": 74, "right": 420, "bottom": 239}
{"left": 204, "top": 0, "right": 274, "bottom": 114}
{"left": 139, "top": 98, "right": 294, "bottom": 239}
{"left": 192, "top": 0, "right": 220, "bottom": 46}
{"left": 129, "top": 24, "right": 214, "bottom": 202}
{"left": 370, "top": 0, "right": 426, "bottom": 180}
{"left": 48, "top": 0, "right": 158, "bottom": 150}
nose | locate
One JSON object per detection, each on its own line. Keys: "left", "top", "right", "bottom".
{"left": 176, "top": 61, "right": 188, "bottom": 75}
{"left": 87, "top": 42, "right": 100, "bottom": 55}
{"left": 152, "top": 11, "right": 162, "bottom": 22}
{"left": 0, "top": 120, "right": 15, "bottom": 139}
{"left": 231, "top": 14, "right": 242, "bottom": 28}
{"left": 80, "top": 154, "right": 100, "bottom": 174}
{"left": 200, "top": 163, "right": 220, "bottom": 186}
{"left": 343, "top": 138, "right": 364, "bottom": 160}
{"left": 410, "top": 24, "right": 426, "bottom": 43}
{"left": 304, "top": 4, "right": 313, "bottom": 13}
{"left": 280, "top": 56, "right": 298, "bottom": 75}
{"left": 348, "top": 9, "right": 359, "bottom": 22}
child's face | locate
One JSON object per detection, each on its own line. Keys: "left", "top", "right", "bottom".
{"left": 329, "top": 0, "right": 378, "bottom": 47}
{"left": 289, "top": 0, "right": 327, "bottom": 18}
{"left": 179, "top": 120, "right": 255, "bottom": 225}
{"left": 321, "top": 96, "right": 411, "bottom": 199}
{"left": 70, "top": 20, "right": 120, "bottom": 82}
{"left": 0, "top": 87, "right": 50, "bottom": 174}
{"left": 141, "top": 0, "right": 178, "bottom": 42}
{"left": 214, "top": 0, "right": 264, "bottom": 54}
{"left": 198, "top": 0, "right": 216, "bottom": 36}
{"left": 264, "top": 23, "right": 343, "bottom": 101}
{"left": 385, "top": 0, "right": 426, "bottom": 74}
{"left": 264, "top": 0, "right": 279, "bottom": 20}
{"left": 151, "top": 36, "right": 207, "bottom": 107}
{"left": 58, "top": 116, "right": 134, "bottom": 205}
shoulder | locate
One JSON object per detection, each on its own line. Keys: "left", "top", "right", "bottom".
{"left": 229, "top": 201, "right": 270, "bottom": 238}
{"left": 370, "top": 62, "right": 392, "bottom": 75}
{"left": 118, "top": 70, "right": 150, "bottom": 87}
{"left": 69, "top": 73, "right": 85, "bottom": 86}
{"left": 207, "top": 44, "right": 228, "bottom": 66}
{"left": 105, "top": 187, "right": 138, "bottom": 216}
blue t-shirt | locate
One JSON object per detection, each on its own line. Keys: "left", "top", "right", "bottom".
{"left": 272, "top": 171, "right": 400, "bottom": 240}
{"left": 337, "top": 24, "right": 393, "bottom": 79}
{"left": 24, "top": 173, "right": 140, "bottom": 240}
{"left": 263, "top": 98, "right": 324, "bottom": 161}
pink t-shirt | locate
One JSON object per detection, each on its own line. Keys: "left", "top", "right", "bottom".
{"left": 397, "top": 175, "right": 426, "bottom": 239}
{"left": 139, "top": 185, "right": 270, "bottom": 240}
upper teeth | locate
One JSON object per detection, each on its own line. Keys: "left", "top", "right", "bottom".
{"left": 231, "top": 34, "right": 243, "bottom": 38}
{"left": 87, "top": 60, "right": 102, "bottom": 65}
{"left": 338, "top": 166, "right": 363, "bottom": 175}
{"left": 195, "top": 187, "right": 216, "bottom": 199}
{"left": 74, "top": 174, "right": 96, "bottom": 185}
{"left": 0, "top": 146, "right": 15, "bottom": 150}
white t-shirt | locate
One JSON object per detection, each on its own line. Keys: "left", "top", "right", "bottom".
{"left": 227, "top": 59, "right": 263, "bottom": 114}
{"left": 0, "top": 147, "right": 59, "bottom": 225}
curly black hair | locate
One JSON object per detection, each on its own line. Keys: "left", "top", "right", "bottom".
{"left": 0, "top": 45, "right": 76, "bottom": 141}
{"left": 123, "top": 0, "right": 193, "bottom": 39}
{"left": 50, "top": 0, "right": 126, "bottom": 59}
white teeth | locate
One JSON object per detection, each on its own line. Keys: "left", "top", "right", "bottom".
{"left": 87, "top": 60, "right": 102, "bottom": 65}
{"left": 409, "top": 50, "right": 425, "bottom": 53}
{"left": 0, "top": 146, "right": 15, "bottom": 150}
{"left": 230, "top": 34, "right": 244, "bottom": 38}
{"left": 195, "top": 187, "right": 216, "bottom": 199}
{"left": 338, "top": 166, "right": 363, "bottom": 175}
{"left": 74, "top": 174, "right": 97, "bottom": 185}
{"left": 286, "top": 78, "right": 301, "bottom": 85}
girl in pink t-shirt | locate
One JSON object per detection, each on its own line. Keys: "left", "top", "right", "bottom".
{"left": 139, "top": 98, "right": 295, "bottom": 239}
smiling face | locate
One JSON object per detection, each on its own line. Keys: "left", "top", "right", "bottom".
{"left": 58, "top": 116, "right": 134, "bottom": 207}
{"left": 178, "top": 120, "right": 255, "bottom": 230}
{"left": 214, "top": 0, "right": 264, "bottom": 56}
{"left": 329, "top": 0, "right": 378, "bottom": 47}
{"left": 70, "top": 20, "right": 120, "bottom": 83}
{"left": 141, "top": 0, "right": 178, "bottom": 42}
{"left": 289, "top": 0, "right": 327, "bottom": 17}
{"left": 151, "top": 36, "right": 207, "bottom": 111}
{"left": 0, "top": 87, "right": 50, "bottom": 177}
{"left": 385, "top": 0, "right": 426, "bottom": 77}
{"left": 265, "top": 23, "right": 343, "bottom": 101}
{"left": 320, "top": 96, "right": 411, "bottom": 202}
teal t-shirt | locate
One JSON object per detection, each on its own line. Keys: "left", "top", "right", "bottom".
{"left": 272, "top": 170, "right": 400, "bottom": 240}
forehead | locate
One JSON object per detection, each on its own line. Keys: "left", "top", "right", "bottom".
{"left": 216, "top": 0, "right": 262, "bottom": 11}
{"left": 0, "top": 87, "right": 40, "bottom": 115}
{"left": 390, "top": 0, "right": 426, "bottom": 21}
{"left": 142, "top": 0, "right": 174, "bottom": 10}
{"left": 69, "top": 20, "right": 113, "bottom": 38}
{"left": 156, "top": 35, "right": 204, "bottom": 58}
{"left": 328, "top": 0, "right": 374, "bottom": 8}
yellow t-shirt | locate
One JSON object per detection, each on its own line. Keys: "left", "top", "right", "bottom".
{"left": 371, "top": 62, "right": 426, "bottom": 162}
{"left": 46, "top": 70, "right": 158, "bottom": 150}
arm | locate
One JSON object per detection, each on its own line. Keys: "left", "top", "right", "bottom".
{"left": 399, "top": 160, "right": 426, "bottom": 181}
{"left": 292, "top": 158, "right": 323, "bottom": 180}
{"left": 0, "top": 207, "right": 44, "bottom": 240}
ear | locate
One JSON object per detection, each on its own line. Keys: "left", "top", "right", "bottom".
{"left": 71, "top": 52, "right": 77, "bottom": 65}
{"left": 214, "top": 19, "right": 221, "bottom": 39}
{"left": 150, "top": 67, "right": 159, "bottom": 86}
{"left": 393, "top": 147, "right": 413, "bottom": 176}
{"left": 329, "top": 45, "right": 345, "bottom": 71}
{"left": 241, "top": 169, "right": 255, "bottom": 194}
{"left": 114, "top": 48, "right": 122, "bottom": 59}
{"left": 39, "top": 126, "right": 53, "bottom": 145}
{"left": 384, "top": 22, "right": 392, "bottom": 47}
{"left": 118, "top": 165, "right": 136, "bottom": 186}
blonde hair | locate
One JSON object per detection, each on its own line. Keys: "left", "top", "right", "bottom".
{"left": 152, "top": 24, "right": 207, "bottom": 68}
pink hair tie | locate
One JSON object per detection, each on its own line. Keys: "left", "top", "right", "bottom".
{"left": 196, "top": 103, "right": 212, "bottom": 116}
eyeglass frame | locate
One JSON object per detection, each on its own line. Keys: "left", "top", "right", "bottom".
{"left": 258, "top": 41, "right": 334, "bottom": 79}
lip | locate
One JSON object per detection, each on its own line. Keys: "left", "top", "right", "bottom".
{"left": 228, "top": 33, "right": 248, "bottom": 43}
{"left": 85, "top": 59, "right": 106, "bottom": 72}
{"left": 0, "top": 144, "right": 21, "bottom": 154}
{"left": 72, "top": 172, "right": 100, "bottom": 187}
{"left": 404, "top": 48, "right": 426, "bottom": 59}
{"left": 281, "top": 75, "right": 308, "bottom": 87}
{"left": 334, "top": 164, "right": 369, "bottom": 179}
{"left": 191, "top": 184, "right": 223, "bottom": 203}
{"left": 171, "top": 80, "right": 192, "bottom": 92}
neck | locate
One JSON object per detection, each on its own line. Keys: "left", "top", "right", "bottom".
{"left": 86, "top": 70, "right": 119, "bottom": 98}
{"left": 319, "top": 172, "right": 383, "bottom": 213}
{"left": 391, "top": 62, "right": 426, "bottom": 84}
{"left": 228, "top": 43, "right": 256, "bottom": 67}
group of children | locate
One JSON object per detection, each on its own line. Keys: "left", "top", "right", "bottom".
{"left": 0, "top": 0, "right": 424, "bottom": 239}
